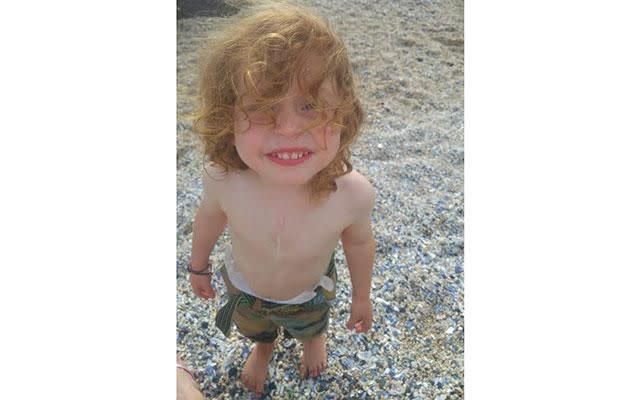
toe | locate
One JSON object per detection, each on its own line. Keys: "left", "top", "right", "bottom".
{"left": 242, "top": 375, "right": 253, "bottom": 391}
{"left": 299, "top": 361, "right": 307, "bottom": 378}
{"left": 256, "top": 381, "right": 264, "bottom": 396}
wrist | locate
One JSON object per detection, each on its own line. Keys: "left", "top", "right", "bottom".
{"left": 187, "top": 261, "right": 211, "bottom": 276}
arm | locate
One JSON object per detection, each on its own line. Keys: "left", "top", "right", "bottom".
{"left": 340, "top": 177, "right": 376, "bottom": 332}
{"left": 190, "top": 202, "right": 227, "bottom": 271}
{"left": 341, "top": 214, "right": 376, "bottom": 302}
{"left": 189, "top": 169, "right": 228, "bottom": 299}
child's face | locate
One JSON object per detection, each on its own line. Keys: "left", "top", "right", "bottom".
{"left": 233, "top": 79, "right": 341, "bottom": 187}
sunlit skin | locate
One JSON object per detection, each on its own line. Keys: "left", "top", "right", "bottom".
{"left": 190, "top": 75, "right": 375, "bottom": 397}
{"left": 232, "top": 79, "right": 342, "bottom": 189}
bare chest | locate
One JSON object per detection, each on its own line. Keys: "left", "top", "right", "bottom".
{"left": 228, "top": 201, "right": 343, "bottom": 256}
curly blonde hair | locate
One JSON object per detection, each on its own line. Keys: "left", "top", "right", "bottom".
{"left": 193, "top": 2, "right": 365, "bottom": 200}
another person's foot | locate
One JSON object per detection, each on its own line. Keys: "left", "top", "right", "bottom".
{"left": 241, "top": 341, "right": 274, "bottom": 396}
{"left": 176, "top": 355, "right": 204, "bottom": 400}
{"left": 300, "top": 334, "right": 327, "bottom": 378}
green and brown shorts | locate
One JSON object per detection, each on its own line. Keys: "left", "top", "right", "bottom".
{"left": 215, "top": 255, "right": 337, "bottom": 342}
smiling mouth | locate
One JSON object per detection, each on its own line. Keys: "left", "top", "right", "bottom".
{"left": 269, "top": 151, "right": 310, "bottom": 160}
{"left": 266, "top": 149, "right": 313, "bottom": 165}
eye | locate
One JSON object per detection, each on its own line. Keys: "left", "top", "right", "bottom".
{"left": 300, "top": 102, "right": 316, "bottom": 114}
{"left": 244, "top": 106, "right": 274, "bottom": 125}
{"left": 243, "top": 105, "right": 258, "bottom": 113}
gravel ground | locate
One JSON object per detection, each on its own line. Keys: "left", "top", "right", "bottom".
{"left": 177, "top": 0, "right": 464, "bottom": 398}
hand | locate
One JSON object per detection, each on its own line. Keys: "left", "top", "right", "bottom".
{"left": 189, "top": 273, "right": 216, "bottom": 299}
{"left": 346, "top": 298, "right": 373, "bottom": 333}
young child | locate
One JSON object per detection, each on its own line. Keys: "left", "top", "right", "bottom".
{"left": 189, "top": 3, "right": 376, "bottom": 396}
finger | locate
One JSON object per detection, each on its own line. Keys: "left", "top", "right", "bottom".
{"left": 346, "top": 315, "right": 359, "bottom": 330}
{"left": 196, "top": 287, "right": 209, "bottom": 298}
{"left": 351, "top": 321, "right": 366, "bottom": 333}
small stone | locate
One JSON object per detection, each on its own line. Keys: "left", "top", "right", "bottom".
{"left": 357, "top": 351, "right": 372, "bottom": 361}
{"left": 341, "top": 358, "right": 354, "bottom": 369}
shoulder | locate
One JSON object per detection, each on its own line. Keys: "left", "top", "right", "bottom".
{"left": 335, "top": 170, "right": 376, "bottom": 213}
{"left": 336, "top": 170, "right": 376, "bottom": 200}
{"left": 200, "top": 163, "right": 241, "bottom": 209}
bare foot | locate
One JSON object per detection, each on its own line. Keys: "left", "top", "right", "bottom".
{"left": 241, "top": 341, "right": 274, "bottom": 396}
{"left": 300, "top": 334, "right": 327, "bottom": 378}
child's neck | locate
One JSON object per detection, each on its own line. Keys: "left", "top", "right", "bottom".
{"left": 261, "top": 181, "right": 310, "bottom": 199}
{"left": 248, "top": 171, "right": 311, "bottom": 199}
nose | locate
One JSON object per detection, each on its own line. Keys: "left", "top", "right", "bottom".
{"left": 274, "top": 103, "right": 303, "bottom": 137}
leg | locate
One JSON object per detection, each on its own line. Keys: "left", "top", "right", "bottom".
{"left": 241, "top": 339, "right": 275, "bottom": 396}
{"left": 232, "top": 303, "right": 279, "bottom": 396}
{"left": 272, "top": 293, "right": 331, "bottom": 379}
{"left": 300, "top": 333, "right": 328, "bottom": 378}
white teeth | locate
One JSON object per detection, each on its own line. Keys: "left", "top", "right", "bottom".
{"left": 271, "top": 151, "right": 308, "bottom": 160}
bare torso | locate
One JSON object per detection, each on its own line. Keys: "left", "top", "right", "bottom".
{"left": 215, "top": 169, "right": 360, "bottom": 301}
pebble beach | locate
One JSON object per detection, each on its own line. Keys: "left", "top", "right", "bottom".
{"left": 177, "top": 0, "right": 464, "bottom": 398}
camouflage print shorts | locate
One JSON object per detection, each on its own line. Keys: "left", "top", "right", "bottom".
{"left": 215, "top": 255, "right": 337, "bottom": 342}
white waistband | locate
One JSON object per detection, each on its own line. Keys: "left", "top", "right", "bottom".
{"left": 224, "top": 246, "right": 334, "bottom": 305}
